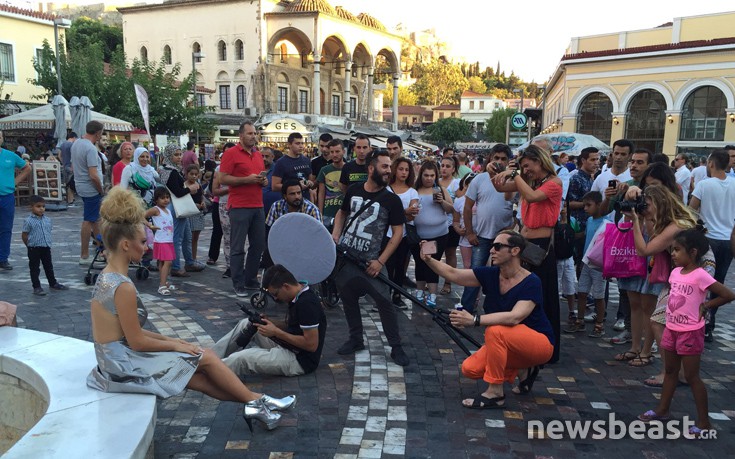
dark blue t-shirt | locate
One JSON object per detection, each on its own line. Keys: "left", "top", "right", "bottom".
{"left": 473, "top": 266, "right": 555, "bottom": 346}
{"left": 272, "top": 154, "right": 312, "bottom": 183}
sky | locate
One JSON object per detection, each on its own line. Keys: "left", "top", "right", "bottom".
{"left": 7, "top": 0, "right": 735, "bottom": 83}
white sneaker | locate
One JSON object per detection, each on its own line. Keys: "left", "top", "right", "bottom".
{"left": 415, "top": 290, "right": 425, "bottom": 302}
{"left": 79, "top": 257, "right": 90, "bottom": 265}
{"left": 613, "top": 318, "right": 626, "bottom": 331}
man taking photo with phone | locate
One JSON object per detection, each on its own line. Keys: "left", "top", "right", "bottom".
{"left": 331, "top": 151, "right": 409, "bottom": 366}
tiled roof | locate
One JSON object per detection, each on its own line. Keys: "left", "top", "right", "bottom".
{"left": 432, "top": 104, "right": 459, "bottom": 111}
{"left": 286, "top": 0, "right": 336, "bottom": 15}
{"left": 563, "top": 36, "right": 735, "bottom": 61}
{"left": 398, "top": 106, "right": 432, "bottom": 116}
{"left": 461, "top": 91, "right": 496, "bottom": 98}
{"left": 0, "top": 4, "right": 57, "bottom": 21}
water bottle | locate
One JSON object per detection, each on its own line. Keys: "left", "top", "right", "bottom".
{"left": 454, "top": 303, "right": 464, "bottom": 312}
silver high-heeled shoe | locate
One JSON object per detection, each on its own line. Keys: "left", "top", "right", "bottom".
{"left": 261, "top": 394, "right": 296, "bottom": 411}
{"left": 243, "top": 398, "right": 281, "bottom": 432}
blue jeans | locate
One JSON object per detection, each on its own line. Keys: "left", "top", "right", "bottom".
{"left": 706, "top": 238, "right": 733, "bottom": 332}
{"left": 170, "top": 203, "right": 193, "bottom": 271}
{"left": 229, "top": 207, "right": 265, "bottom": 289}
{"left": 460, "top": 236, "right": 493, "bottom": 313}
{"left": 0, "top": 194, "right": 14, "bottom": 262}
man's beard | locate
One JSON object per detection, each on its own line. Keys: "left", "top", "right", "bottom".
{"left": 289, "top": 199, "right": 303, "bottom": 208}
{"left": 371, "top": 168, "right": 388, "bottom": 187}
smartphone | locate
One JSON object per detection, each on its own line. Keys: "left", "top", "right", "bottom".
{"left": 259, "top": 171, "right": 268, "bottom": 177}
{"left": 608, "top": 179, "right": 617, "bottom": 189}
{"left": 421, "top": 240, "right": 437, "bottom": 256}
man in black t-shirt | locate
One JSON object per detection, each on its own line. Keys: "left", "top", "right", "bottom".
{"left": 310, "top": 133, "right": 333, "bottom": 182}
{"left": 339, "top": 134, "right": 371, "bottom": 193}
{"left": 331, "top": 150, "right": 409, "bottom": 366}
{"left": 212, "top": 265, "right": 327, "bottom": 376}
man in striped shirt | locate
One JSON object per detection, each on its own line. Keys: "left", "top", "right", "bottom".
{"left": 22, "top": 196, "right": 68, "bottom": 295}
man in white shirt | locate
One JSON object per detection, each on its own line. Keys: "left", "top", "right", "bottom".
{"left": 674, "top": 153, "right": 692, "bottom": 204}
{"left": 690, "top": 157, "right": 708, "bottom": 191}
{"left": 591, "top": 139, "right": 633, "bottom": 218}
{"left": 690, "top": 149, "right": 735, "bottom": 342}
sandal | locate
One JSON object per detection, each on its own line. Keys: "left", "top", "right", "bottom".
{"left": 629, "top": 354, "right": 654, "bottom": 367}
{"left": 638, "top": 409, "right": 671, "bottom": 422}
{"left": 157, "top": 285, "right": 171, "bottom": 296}
{"left": 614, "top": 350, "right": 639, "bottom": 361}
{"left": 440, "top": 283, "right": 451, "bottom": 295}
{"left": 515, "top": 366, "right": 540, "bottom": 394}
{"left": 463, "top": 394, "right": 505, "bottom": 410}
{"left": 643, "top": 377, "right": 663, "bottom": 387}
{"left": 166, "top": 282, "right": 176, "bottom": 291}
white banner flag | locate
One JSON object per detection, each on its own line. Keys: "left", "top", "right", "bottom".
{"left": 134, "top": 83, "right": 151, "bottom": 138}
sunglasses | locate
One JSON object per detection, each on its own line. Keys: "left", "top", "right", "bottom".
{"left": 491, "top": 242, "right": 515, "bottom": 251}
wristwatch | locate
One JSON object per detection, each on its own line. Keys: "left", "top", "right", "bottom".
{"left": 510, "top": 170, "right": 519, "bottom": 179}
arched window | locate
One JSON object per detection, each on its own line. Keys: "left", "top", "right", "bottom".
{"left": 625, "top": 89, "right": 666, "bottom": 153}
{"left": 218, "top": 40, "right": 227, "bottom": 61}
{"left": 235, "top": 39, "right": 244, "bottom": 60}
{"left": 279, "top": 43, "right": 288, "bottom": 63}
{"left": 163, "top": 45, "right": 172, "bottom": 65}
{"left": 577, "top": 92, "right": 613, "bottom": 145}
{"left": 680, "top": 86, "right": 727, "bottom": 141}
{"left": 193, "top": 42, "right": 202, "bottom": 62}
{"left": 236, "top": 85, "right": 246, "bottom": 109}
{"left": 140, "top": 46, "right": 148, "bottom": 63}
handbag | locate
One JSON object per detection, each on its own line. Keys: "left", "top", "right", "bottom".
{"left": 582, "top": 222, "right": 608, "bottom": 269}
{"left": 521, "top": 240, "right": 551, "bottom": 267}
{"left": 169, "top": 188, "right": 201, "bottom": 218}
{"left": 405, "top": 224, "right": 421, "bottom": 245}
{"left": 554, "top": 200, "right": 576, "bottom": 260}
{"left": 648, "top": 250, "right": 672, "bottom": 284}
{"left": 602, "top": 222, "right": 647, "bottom": 278}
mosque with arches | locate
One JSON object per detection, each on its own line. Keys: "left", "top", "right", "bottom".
{"left": 542, "top": 10, "right": 735, "bottom": 156}
{"left": 119, "top": 0, "right": 402, "bottom": 143}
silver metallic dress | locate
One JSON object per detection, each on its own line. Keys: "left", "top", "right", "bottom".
{"left": 86, "top": 272, "right": 201, "bottom": 399}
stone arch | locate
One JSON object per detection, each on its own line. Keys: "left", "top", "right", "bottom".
{"left": 376, "top": 48, "right": 399, "bottom": 73}
{"left": 234, "top": 39, "right": 244, "bottom": 60}
{"left": 621, "top": 82, "right": 673, "bottom": 112}
{"left": 267, "top": 27, "right": 313, "bottom": 57}
{"left": 218, "top": 40, "right": 227, "bottom": 61}
{"left": 277, "top": 72, "right": 289, "bottom": 84}
{"left": 333, "top": 81, "right": 342, "bottom": 92}
{"left": 569, "top": 86, "right": 620, "bottom": 115}
{"left": 298, "top": 76, "right": 310, "bottom": 87}
{"left": 234, "top": 70, "right": 247, "bottom": 80}
{"left": 351, "top": 84, "right": 358, "bottom": 94}
{"left": 216, "top": 71, "right": 229, "bottom": 80}
{"left": 674, "top": 78, "right": 735, "bottom": 111}
{"left": 162, "top": 44, "right": 172, "bottom": 65}
{"left": 140, "top": 46, "right": 148, "bottom": 63}
{"left": 321, "top": 34, "right": 350, "bottom": 61}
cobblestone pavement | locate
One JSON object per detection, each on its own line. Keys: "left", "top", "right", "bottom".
{"left": 1, "top": 205, "right": 734, "bottom": 458}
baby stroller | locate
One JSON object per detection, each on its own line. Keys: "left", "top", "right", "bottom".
{"left": 83, "top": 234, "right": 152, "bottom": 285}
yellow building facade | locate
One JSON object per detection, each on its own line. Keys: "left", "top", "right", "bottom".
{"left": 0, "top": 5, "right": 67, "bottom": 111}
{"left": 543, "top": 11, "right": 735, "bottom": 156}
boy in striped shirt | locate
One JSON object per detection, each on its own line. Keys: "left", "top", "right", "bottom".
{"left": 22, "top": 196, "right": 68, "bottom": 295}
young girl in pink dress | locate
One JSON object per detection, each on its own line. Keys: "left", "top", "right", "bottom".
{"left": 638, "top": 228, "right": 735, "bottom": 437}
{"left": 146, "top": 187, "right": 175, "bottom": 295}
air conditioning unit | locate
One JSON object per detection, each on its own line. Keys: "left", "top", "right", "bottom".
{"left": 344, "top": 120, "right": 355, "bottom": 131}
{"left": 303, "top": 115, "right": 314, "bottom": 125}
{"left": 244, "top": 107, "right": 258, "bottom": 117}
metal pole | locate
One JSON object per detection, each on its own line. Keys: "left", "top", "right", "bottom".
{"left": 54, "top": 24, "right": 62, "bottom": 96}
{"left": 192, "top": 53, "right": 198, "bottom": 147}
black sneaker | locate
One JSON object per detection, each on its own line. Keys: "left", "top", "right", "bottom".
{"left": 704, "top": 329, "right": 714, "bottom": 343}
{"left": 337, "top": 340, "right": 365, "bottom": 355}
{"left": 234, "top": 287, "right": 249, "bottom": 297}
{"left": 390, "top": 346, "right": 409, "bottom": 366}
{"left": 392, "top": 294, "right": 407, "bottom": 309}
{"left": 50, "top": 283, "right": 69, "bottom": 290}
{"left": 244, "top": 282, "right": 260, "bottom": 291}
{"left": 0, "top": 261, "right": 13, "bottom": 271}
{"left": 33, "top": 287, "right": 46, "bottom": 296}
{"left": 222, "top": 268, "right": 231, "bottom": 278}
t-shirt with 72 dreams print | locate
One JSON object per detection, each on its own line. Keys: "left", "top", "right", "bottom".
{"left": 338, "top": 185, "right": 405, "bottom": 263}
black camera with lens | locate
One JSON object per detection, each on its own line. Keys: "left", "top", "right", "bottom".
{"left": 235, "top": 302, "right": 266, "bottom": 348}
{"left": 613, "top": 195, "right": 647, "bottom": 214}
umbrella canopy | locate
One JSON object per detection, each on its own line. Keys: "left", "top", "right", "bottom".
{"left": 51, "top": 95, "right": 68, "bottom": 147}
{"left": 70, "top": 96, "right": 94, "bottom": 137}
{"left": 0, "top": 103, "right": 133, "bottom": 132}
{"left": 516, "top": 132, "right": 612, "bottom": 156}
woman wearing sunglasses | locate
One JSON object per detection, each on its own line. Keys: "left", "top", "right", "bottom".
{"left": 493, "top": 144, "right": 563, "bottom": 363}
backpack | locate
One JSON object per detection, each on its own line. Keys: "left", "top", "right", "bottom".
{"left": 554, "top": 200, "right": 575, "bottom": 260}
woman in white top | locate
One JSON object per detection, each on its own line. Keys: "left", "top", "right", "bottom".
{"left": 386, "top": 158, "right": 419, "bottom": 307}
{"left": 120, "top": 147, "right": 160, "bottom": 205}
{"left": 438, "top": 156, "right": 461, "bottom": 295}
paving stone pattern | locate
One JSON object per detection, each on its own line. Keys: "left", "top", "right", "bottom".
{"left": 1, "top": 206, "right": 734, "bottom": 458}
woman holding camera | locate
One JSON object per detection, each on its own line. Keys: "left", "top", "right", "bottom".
{"left": 493, "top": 145, "right": 563, "bottom": 363}
{"left": 411, "top": 161, "right": 454, "bottom": 307}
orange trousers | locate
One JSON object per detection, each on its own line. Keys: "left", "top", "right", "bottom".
{"left": 462, "top": 324, "right": 554, "bottom": 384}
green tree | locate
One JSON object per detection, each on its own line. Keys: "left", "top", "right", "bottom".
{"left": 424, "top": 117, "right": 473, "bottom": 146}
{"left": 380, "top": 82, "right": 418, "bottom": 107}
{"left": 468, "top": 76, "right": 486, "bottom": 94}
{"left": 484, "top": 108, "right": 517, "bottom": 143}
{"left": 66, "top": 17, "right": 123, "bottom": 63}
{"left": 410, "top": 60, "right": 468, "bottom": 106}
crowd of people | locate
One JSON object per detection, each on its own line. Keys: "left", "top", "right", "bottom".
{"left": 3, "top": 121, "right": 735, "bottom": 437}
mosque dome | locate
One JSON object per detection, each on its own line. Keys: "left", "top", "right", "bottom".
{"left": 357, "top": 12, "right": 386, "bottom": 31}
{"left": 286, "top": 0, "right": 336, "bottom": 15}
{"left": 334, "top": 6, "right": 358, "bottom": 22}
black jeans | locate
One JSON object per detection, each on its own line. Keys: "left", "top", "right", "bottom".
{"left": 27, "top": 246, "right": 58, "bottom": 288}
{"left": 207, "top": 202, "right": 222, "bottom": 262}
{"left": 706, "top": 238, "right": 733, "bottom": 333}
{"left": 409, "top": 234, "right": 448, "bottom": 284}
{"left": 528, "top": 237, "right": 560, "bottom": 364}
{"left": 386, "top": 237, "right": 411, "bottom": 293}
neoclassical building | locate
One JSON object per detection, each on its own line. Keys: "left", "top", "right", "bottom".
{"left": 543, "top": 10, "right": 735, "bottom": 156}
{"left": 118, "top": 0, "right": 402, "bottom": 141}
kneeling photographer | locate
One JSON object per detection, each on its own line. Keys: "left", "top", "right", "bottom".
{"left": 212, "top": 264, "right": 327, "bottom": 376}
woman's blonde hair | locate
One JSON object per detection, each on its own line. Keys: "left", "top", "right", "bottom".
{"left": 100, "top": 187, "right": 146, "bottom": 251}
{"left": 518, "top": 144, "right": 557, "bottom": 187}
{"left": 644, "top": 185, "right": 697, "bottom": 238}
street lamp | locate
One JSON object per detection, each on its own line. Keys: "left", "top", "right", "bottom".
{"left": 512, "top": 88, "right": 524, "bottom": 114}
{"left": 192, "top": 52, "right": 205, "bottom": 146}
{"left": 53, "top": 18, "right": 71, "bottom": 97}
